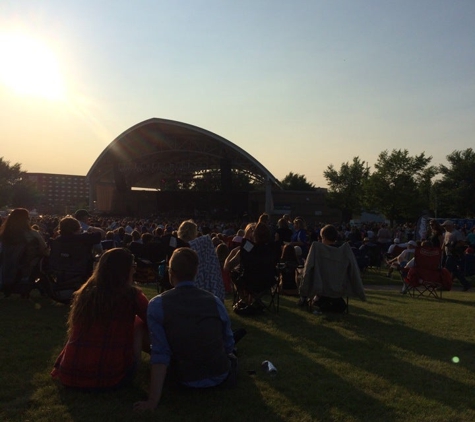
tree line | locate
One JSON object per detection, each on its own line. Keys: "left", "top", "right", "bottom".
{"left": 322, "top": 148, "right": 475, "bottom": 224}
{"left": 1, "top": 147, "right": 474, "bottom": 223}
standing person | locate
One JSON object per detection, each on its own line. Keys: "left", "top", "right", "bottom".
{"left": 0, "top": 208, "right": 48, "bottom": 297}
{"left": 51, "top": 248, "right": 149, "bottom": 390}
{"left": 134, "top": 247, "right": 236, "bottom": 411}
{"left": 428, "top": 219, "right": 445, "bottom": 249}
{"left": 441, "top": 220, "right": 471, "bottom": 291}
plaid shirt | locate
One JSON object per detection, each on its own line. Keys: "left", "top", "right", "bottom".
{"left": 51, "top": 290, "right": 148, "bottom": 389}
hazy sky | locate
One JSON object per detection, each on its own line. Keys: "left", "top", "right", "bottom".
{"left": 1, "top": 0, "right": 474, "bottom": 187}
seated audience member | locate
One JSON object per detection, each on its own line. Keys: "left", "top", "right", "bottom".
{"left": 216, "top": 242, "right": 232, "bottom": 293}
{"left": 301, "top": 224, "right": 365, "bottom": 312}
{"left": 0, "top": 208, "right": 48, "bottom": 297}
{"left": 278, "top": 244, "right": 301, "bottom": 296}
{"left": 134, "top": 248, "right": 236, "bottom": 411}
{"left": 386, "top": 240, "right": 417, "bottom": 277}
{"left": 386, "top": 238, "right": 406, "bottom": 257}
{"left": 53, "top": 216, "right": 103, "bottom": 274}
{"left": 290, "top": 217, "right": 308, "bottom": 258}
{"left": 274, "top": 217, "right": 293, "bottom": 248}
{"left": 51, "top": 248, "right": 149, "bottom": 390}
{"left": 299, "top": 224, "right": 354, "bottom": 313}
{"left": 178, "top": 220, "right": 225, "bottom": 301}
{"left": 101, "top": 231, "right": 117, "bottom": 251}
{"left": 74, "top": 209, "right": 105, "bottom": 255}
{"left": 225, "top": 222, "right": 279, "bottom": 308}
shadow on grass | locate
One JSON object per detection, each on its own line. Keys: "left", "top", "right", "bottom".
{"left": 273, "top": 292, "right": 475, "bottom": 419}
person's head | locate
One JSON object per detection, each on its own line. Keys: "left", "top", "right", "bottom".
{"left": 177, "top": 220, "right": 198, "bottom": 243}
{"left": 169, "top": 247, "right": 199, "bottom": 285}
{"left": 258, "top": 213, "right": 269, "bottom": 224}
{"left": 441, "top": 220, "right": 455, "bottom": 232}
{"left": 429, "top": 219, "right": 443, "bottom": 234}
{"left": 321, "top": 224, "right": 338, "bottom": 245}
{"left": 141, "top": 232, "right": 153, "bottom": 244}
{"left": 74, "top": 209, "right": 90, "bottom": 223}
{"left": 0, "top": 208, "right": 31, "bottom": 244}
{"left": 131, "top": 229, "right": 141, "bottom": 242}
{"left": 105, "top": 230, "right": 115, "bottom": 240}
{"left": 394, "top": 238, "right": 401, "bottom": 244}
{"left": 294, "top": 217, "right": 306, "bottom": 230}
{"left": 407, "top": 240, "right": 417, "bottom": 249}
{"left": 277, "top": 218, "right": 289, "bottom": 229}
{"left": 59, "top": 216, "right": 81, "bottom": 236}
{"left": 216, "top": 242, "right": 229, "bottom": 264}
{"left": 244, "top": 223, "right": 256, "bottom": 240}
{"left": 68, "top": 248, "right": 137, "bottom": 333}
{"left": 253, "top": 222, "right": 271, "bottom": 244}
{"left": 93, "top": 247, "right": 136, "bottom": 287}
{"left": 281, "top": 244, "right": 297, "bottom": 261}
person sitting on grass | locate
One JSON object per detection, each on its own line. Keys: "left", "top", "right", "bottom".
{"left": 51, "top": 248, "right": 149, "bottom": 391}
{"left": 134, "top": 247, "right": 236, "bottom": 412}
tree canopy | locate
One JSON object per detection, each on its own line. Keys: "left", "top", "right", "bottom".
{"left": 436, "top": 148, "right": 475, "bottom": 217}
{"left": 280, "top": 172, "right": 316, "bottom": 191}
{"left": 323, "top": 157, "right": 369, "bottom": 222}
{"left": 0, "top": 157, "right": 25, "bottom": 207}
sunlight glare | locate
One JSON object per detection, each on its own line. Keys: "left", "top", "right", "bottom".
{"left": 0, "top": 31, "right": 65, "bottom": 100}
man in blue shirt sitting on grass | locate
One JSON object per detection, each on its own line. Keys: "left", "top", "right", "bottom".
{"left": 134, "top": 247, "right": 236, "bottom": 411}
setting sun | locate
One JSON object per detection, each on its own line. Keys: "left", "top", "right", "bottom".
{"left": 0, "top": 31, "right": 65, "bottom": 100}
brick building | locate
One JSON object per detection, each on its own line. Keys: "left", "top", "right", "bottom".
{"left": 26, "top": 173, "right": 89, "bottom": 214}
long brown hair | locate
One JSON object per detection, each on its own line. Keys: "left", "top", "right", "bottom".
{"left": 67, "top": 248, "right": 138, "bottom": 335}
{"left": 0, "top": 208, "right": 32, "bottom": 245}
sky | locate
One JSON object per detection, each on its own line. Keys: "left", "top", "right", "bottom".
{"left": 1, "top": 0, "right": 474, "bottom": 188}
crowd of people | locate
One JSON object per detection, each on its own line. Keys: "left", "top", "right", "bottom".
{"left": 1, "top": 208, "right": 474, "bottom": 410}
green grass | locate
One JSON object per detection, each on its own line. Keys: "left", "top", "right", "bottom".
{"left": 1, "top": 269, "right": 474, "bottom": 422}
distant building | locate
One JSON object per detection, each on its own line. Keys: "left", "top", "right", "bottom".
{"left": 26, "top": 173, "right": 89, "bottom": 214}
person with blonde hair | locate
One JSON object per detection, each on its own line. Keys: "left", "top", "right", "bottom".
{"left": 177, "top": 219, "right": 224, "bottom": 300}
{"left": 51, "top": 248, "right": 149, "bottom": 390}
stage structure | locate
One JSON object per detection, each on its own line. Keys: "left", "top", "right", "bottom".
{"left": 87, "top": 118, "right": 281, "bottom": 216}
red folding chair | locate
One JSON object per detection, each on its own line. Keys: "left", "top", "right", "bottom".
{"left": 404, "top": 247, "right": 452, "bottom": 299}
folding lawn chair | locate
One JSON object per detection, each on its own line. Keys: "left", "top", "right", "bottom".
{"left": 403, "top": 247, "right": 452, "bottom": 299}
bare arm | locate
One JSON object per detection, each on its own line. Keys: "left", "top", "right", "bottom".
{"left": 133, "top": 363, "right": 167, "bottom": 411}
{"left": 224, "top": 248, "right": 241, "bottom": 272}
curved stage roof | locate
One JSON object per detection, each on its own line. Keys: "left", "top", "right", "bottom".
{"left": 87, "top": 118, "right": 281, "bottom": 190}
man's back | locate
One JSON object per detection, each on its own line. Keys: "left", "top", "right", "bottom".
{"left": 160, "top": 285, "right": 230, "bottom": 383}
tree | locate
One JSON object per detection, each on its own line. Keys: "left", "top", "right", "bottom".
{"left": 436, "top": 148, "right": 475, "bottom": 217}
{"left": 280, "top": 172, "right": 316, "bottom": 191}
{"left": 0, "top": 157, "right": 25, "bottom": 207}
{"left": 323, "top": 157, "right": 370, "bottom": 222}
{"left": 11, "top": 179, "right": 41, "bottom": 209}
{"left": 364, "top": 149, "right": 435, "bottom": 225}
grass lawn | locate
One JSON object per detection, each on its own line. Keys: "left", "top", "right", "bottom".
{"left": 1, "top": 269, "right": 474, "bottom": 422}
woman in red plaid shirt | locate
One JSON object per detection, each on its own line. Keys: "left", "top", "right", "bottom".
{"left": 51, "top": 248, "right": 149, "bottom": 390}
